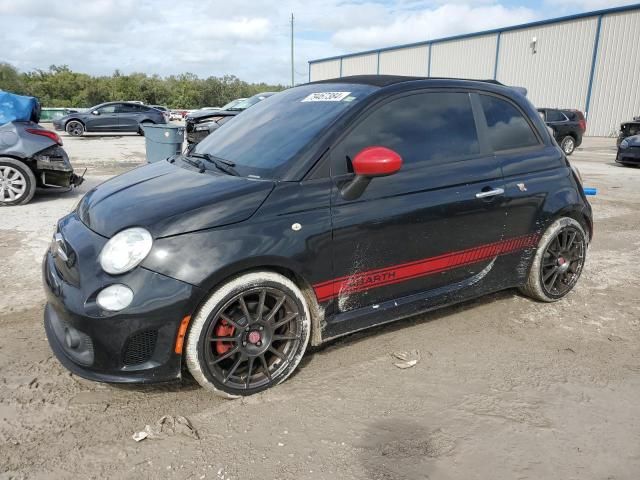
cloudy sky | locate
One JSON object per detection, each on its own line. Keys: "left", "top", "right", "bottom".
{"left": 0, "top": 0, "right": 635, "bottom": 85}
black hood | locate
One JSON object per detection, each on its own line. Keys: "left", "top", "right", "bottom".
{"left": 186, "top": 109, "right": 239, "bottom": 122}
{"left": 78, "top": 160, "right": 274, "bottom": 238}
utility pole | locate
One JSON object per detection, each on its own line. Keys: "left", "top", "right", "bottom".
{"left": 290, "top": 13, "right": 295, "bottom": 87}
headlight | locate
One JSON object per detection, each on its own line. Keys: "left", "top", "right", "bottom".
{"left": 620, "top": 139, "right": 629, "bottom": 149}
{"left": 194, "top": 121, "right": 218, "bottom": 131}
{"left": 99, "top": 227, "right": 153, "bottom": 275}
{"left": 96, "top": 284, "right": 134, "bottom": 311}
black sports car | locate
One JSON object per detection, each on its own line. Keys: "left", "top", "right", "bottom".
{"left": 43, "top": 76, "right": 592, "bottom": 397}
{"left": 616, "top": 134, "right": 640, "bottom": 166}
{"left": 185, "top": 93, "right": 276, "bottom": 146}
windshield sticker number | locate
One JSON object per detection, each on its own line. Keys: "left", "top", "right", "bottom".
{"left": 301, "top": 92, "right": 351, "bottom": 102}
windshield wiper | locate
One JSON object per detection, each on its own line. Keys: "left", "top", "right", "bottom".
{"left": 181, "top": 155, "right": 205, "bottom": 173}
{"left": 188, "top": 153, "right": 240, "bottom": 176}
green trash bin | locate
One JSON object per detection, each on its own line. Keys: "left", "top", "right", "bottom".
{"left": 142, "top": 123, "right": 185, "bottom": 163}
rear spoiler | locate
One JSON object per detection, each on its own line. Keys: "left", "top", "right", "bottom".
{"left": 476, "top": 80, "right": 527, "bottom": 97}
{"left": 509, "top": 86, "right": 528, "bottom": 97}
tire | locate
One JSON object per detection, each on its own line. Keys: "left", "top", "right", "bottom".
{"left": 560, "top": 135, "right": 576, "bottom": 155}
{"left": 0, "top": 158, "right": 37, "bottom": 206}
{"left": 520, "top": 217, "right": 587, "bottom": 302}
{"left": 138, "top": 121, "right": 153, "bottom": 136}
{"left": 65, "top": 120, "right": 84, "bottom": 137}
{"left": 185, "top": 271, "right": 311, "bottom": 398}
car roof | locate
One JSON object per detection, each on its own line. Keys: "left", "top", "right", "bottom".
{"left": 310, "top": 74, "right": 507, "bottom": 88}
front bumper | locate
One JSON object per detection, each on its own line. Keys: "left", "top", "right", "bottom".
{"left": 43, "top": 213, "right": 203, "bottom": 383}
{"left": 616, "top": 147, "right": 640, "bottom": 165}
{"left": 52, "top": 120, "right": 64, "bottom": 131}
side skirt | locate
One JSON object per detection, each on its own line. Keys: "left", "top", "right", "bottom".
{"left": 321, "top": 259, "right": 512, "bottom": 342}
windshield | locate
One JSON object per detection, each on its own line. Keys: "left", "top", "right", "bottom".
{"left": 195, "top": 83, "right": 378, "bottom": 179}
{"left": 229, "top": 93, "right": 273, "bottom": 111}
{"left": 221, "top": 98, "right": 245, "bottom": 110}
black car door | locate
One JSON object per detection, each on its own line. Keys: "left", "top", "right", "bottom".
{"left": 115, "top": 103, "right": 139, "bottom": 131}
{"left": 87, "top": 104, "right": 118, "bottom": 131}
{"left": 477, "top": 93, "right": 556, "bottom": 279}
{"left": 324, "top": 90, "right": 507, "bottom": 312}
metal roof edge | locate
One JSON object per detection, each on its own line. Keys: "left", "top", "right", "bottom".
{"left": 308, "top": 3, "right": 640, "bottom": 64}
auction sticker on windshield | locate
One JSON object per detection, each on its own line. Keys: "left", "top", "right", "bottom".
{"left": 301, "top": 92, "right": 351, "bottom": 102}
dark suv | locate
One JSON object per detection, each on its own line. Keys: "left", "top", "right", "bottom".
{"left": 537, "top": 108, "right": 586, "bottom": 155}
{"left": 43, "top": 76, "right": 592, "bottom": 398}
{"left": 53, "top": 102, "right": 167, "bottom": 136}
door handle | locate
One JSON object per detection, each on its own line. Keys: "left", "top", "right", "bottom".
{"left": 476, "top": 188, "right": 504, "bottom": 199}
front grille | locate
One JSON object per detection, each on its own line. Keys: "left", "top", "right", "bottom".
{"left": 123, "top": 329, "right": 158, "bottom": 366}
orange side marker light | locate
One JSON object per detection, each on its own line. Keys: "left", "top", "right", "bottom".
{"left": 174, "top": 315, "right": 192, "bottom": 354}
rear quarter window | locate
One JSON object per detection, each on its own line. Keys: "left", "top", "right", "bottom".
{"left": 480, "top": 95, "right": 539, "bottom": 151}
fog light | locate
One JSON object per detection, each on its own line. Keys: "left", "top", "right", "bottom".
{"left": 96, "top": 284, "right": 134, "bottom": 311}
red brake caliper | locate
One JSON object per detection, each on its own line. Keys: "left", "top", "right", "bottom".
{"left": 214, "top": 319, "right": 236, "bottom": 355}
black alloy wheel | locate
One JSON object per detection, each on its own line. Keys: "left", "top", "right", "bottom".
{"left": 539, "top": 225, "right": 585, "bottom": 298}
{"left": 200, "top": 286, "right": 303, "bottom": 392}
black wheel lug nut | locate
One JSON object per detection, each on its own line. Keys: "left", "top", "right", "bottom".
{"left": 257, "top": 341, "right": 262, "bottom": 346}
{"left": 242, "top": 341, "right": 247, "bottom": 346}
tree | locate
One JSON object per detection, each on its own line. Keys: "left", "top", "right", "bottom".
{"left": 0, "top": 63, "right": 285, "bottom": 108}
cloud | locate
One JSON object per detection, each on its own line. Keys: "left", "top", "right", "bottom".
{"left": 0, "top": 0, "right": 631, "bottom": 85}
{"left": 331, "top": 4, "right": 538, "bottom": 50}
{"left": 543, "top": 0, "right": 636, "bottom": 10}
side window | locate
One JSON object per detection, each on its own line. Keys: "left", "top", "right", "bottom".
{"left": 480, "top": 95, "right": 539, "bottom": 151}
{"left": 116, "top": 104, "right": 138, "bottom": 113}
{"left": 97, "top": 104, "right": 116, "bottom": 114}
{"left": 334, "top": 92, "right": 480, "bottom": 174}
{"left": 546, "top": 109, "right": 566, "bottom": 122}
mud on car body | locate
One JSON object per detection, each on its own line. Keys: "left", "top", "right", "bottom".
{"left": 43, "top": 76, "right": 592, "bottom": 397}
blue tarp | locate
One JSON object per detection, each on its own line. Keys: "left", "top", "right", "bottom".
{"left": 0, "top": 90, "right": 40, "bottom": 125}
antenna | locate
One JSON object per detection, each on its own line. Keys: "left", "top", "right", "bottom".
{"left": 291, "top": 13, "right": 295, "bottom": 87}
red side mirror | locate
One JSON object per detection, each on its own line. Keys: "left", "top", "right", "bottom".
{"left": 352, "top": 146, "right": 402, "bottom": 177}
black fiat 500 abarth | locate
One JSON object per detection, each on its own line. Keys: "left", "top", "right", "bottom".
{"left": 43, "top": 76, "right": 592, "bottom": 398}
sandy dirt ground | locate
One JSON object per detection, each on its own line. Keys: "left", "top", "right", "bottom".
{"left": 1, "top": 133, "right": 639, "bottom": 480}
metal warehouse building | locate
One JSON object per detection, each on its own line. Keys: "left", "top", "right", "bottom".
{"left": 308, "top": 4, "right": 640, "bottom": 137}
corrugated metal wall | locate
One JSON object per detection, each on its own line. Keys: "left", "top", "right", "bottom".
{"left": 379, "top": 46, "right": 429, "bottom": 76}
{"left": 341, "top": 53, "right": 377, "bottom": 76}
{"left": 309, "top": 59, "right": 341, "bottom": 81}
{"left": 588, "top": 10, "right": 640, "bottom": 137}
{"left": 430, "top": 34, "right": 497, "bottom": 79}
{"left": 308, "top": 6, "right": 640, "bottom": 136}
{"left": 496, "top": 17, "right": 597, "bottom": 113}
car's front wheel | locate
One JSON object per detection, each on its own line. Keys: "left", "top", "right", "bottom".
{"left": 560, "top": 135, "right": 576, "bottom": 155}
{"left": 0, "top": 158, "right": 36, "bottom": 206}
{"left": 185, "top": 271, "right": 311, "bottom": 398}
{"left": 520, "top": 217, "right": 587, "bottom": 302}
{"left": 65, "top": 120, "right": 84, "bottom": 137}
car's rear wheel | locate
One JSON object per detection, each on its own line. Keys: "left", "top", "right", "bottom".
{"left": 560, "top": 135, "right": 576, "bottom": 155}
{"left": 520, "top": 217, "right": 587, "bottom": 302}
{"left": 65, "top": 120, "right": 84, "bottom": 137}
{"left": 0, "top": 158, "right": 36, "bottom": 206}
{"left": 185, "top": 271, "right": 311, "bottom": 398}
{"left": 138, "top": 121, "right": 153, "bottom": 136}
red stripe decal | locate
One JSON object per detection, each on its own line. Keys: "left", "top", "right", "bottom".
{"left": 313, "top": 233, "right": 539, "bottom": 302}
